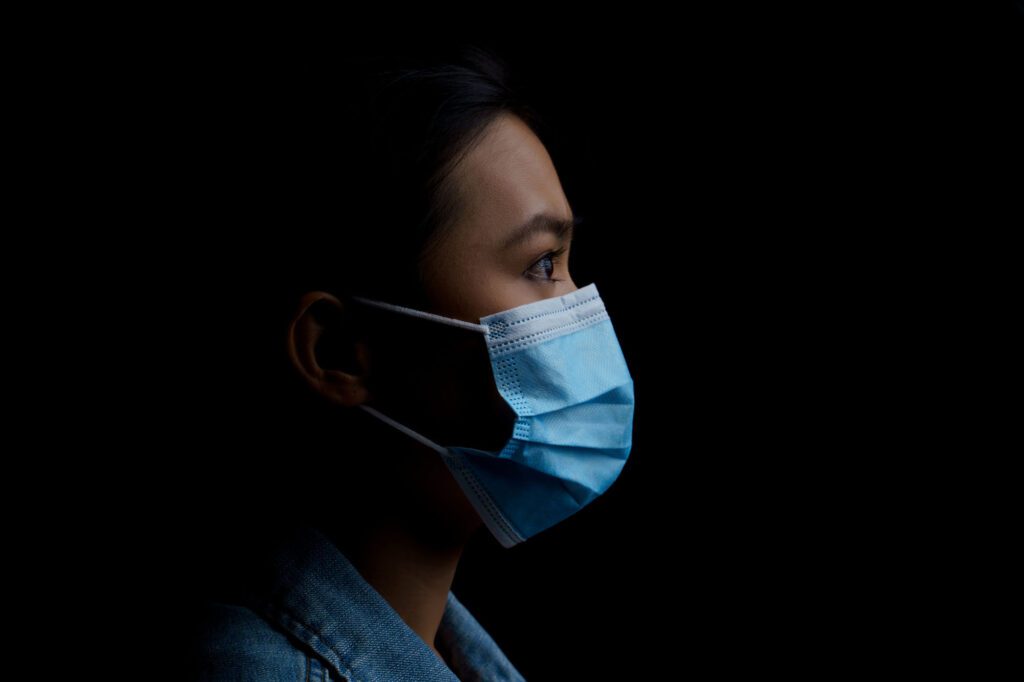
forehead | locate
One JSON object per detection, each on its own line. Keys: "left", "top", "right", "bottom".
{"left": 447, "top": 113, "right": 571, "bottom": 244}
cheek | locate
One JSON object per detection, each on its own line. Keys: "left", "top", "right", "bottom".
{"left": 420, "top": 338, "right": 516, "bottom": 450}
{"left": 422, "top": 251, "right": 528, "bottom": 322}
{"left": 365, "top": 320, "right": 515, "bottom": 449}
{"left": 459, "top": 355, "right": 517, "bottom": 450}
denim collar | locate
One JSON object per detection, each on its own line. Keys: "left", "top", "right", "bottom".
{"left": 239, "top": 525, "right": 525, "bottom": 682}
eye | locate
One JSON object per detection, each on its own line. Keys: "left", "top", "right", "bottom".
{"left": 524, "top": 246, "right": 567, "bottom": 283}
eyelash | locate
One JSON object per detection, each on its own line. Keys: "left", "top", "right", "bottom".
{"left": 525, "top": 246, "right": 568, "bottom": 283}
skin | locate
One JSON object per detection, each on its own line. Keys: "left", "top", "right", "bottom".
{"left": 286, "top": 112, "right": 578, "bottom": 665}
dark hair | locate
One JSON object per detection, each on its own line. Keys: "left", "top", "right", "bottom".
{"left": 284, "top": 43, "right": 546, "bottom": 311}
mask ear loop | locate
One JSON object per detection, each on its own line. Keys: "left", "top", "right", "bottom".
{"left": 347, "top": 293, "right": 487, "bottom": 449}
{"left": 356, "top": 404, "right": 449, "bottom": 456}
{"left": 350, "top": 295, "right": 488, "bottom": 334}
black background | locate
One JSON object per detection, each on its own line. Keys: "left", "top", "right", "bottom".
{"left": 45, "top": 7, "right": 1021, "bottom": 680}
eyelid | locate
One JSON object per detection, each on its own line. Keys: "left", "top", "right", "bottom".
{"left": 524, "top": 245, "right": 567, "bottom": 282}
{"left": 530, "top": 245, "right": 566, "bottom": 267}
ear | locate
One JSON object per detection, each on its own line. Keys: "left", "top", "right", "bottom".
{"left": 286, "top": 291, "right": 371, "bottom": 408}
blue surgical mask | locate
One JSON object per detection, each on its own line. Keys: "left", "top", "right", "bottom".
{"left": 351, "top": 283, "right": 635, "bottom": 548}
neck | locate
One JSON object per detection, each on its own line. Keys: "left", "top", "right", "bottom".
{"left": 322, "top": 514, "right": 469, "bottom": 662}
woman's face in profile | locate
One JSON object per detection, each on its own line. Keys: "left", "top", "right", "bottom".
{"left": 289, "top": 110, "right": 583, "bottom": 536}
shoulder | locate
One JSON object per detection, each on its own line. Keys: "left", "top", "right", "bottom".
{"left": 190, "top": 600, "right": 320, "bottom": 681}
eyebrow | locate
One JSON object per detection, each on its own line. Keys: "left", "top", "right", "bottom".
{"left": 500, "top": 212, "right": 583, "bottom": 251}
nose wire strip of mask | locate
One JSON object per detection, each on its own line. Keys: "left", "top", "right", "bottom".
{"left": 350, "top": 296, "right": 489, "bottom": 334}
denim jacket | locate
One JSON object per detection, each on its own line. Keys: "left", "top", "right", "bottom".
{"left": 192, "top": 525, "right": 526, "bottom": 681}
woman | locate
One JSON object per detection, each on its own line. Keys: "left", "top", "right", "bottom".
{"left": 190, "top": 44, "right": 635, "bottom": 681}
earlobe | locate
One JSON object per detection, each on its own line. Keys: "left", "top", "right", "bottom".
{"left": 286, "top": 291, "right": 370, "bottom": 408}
